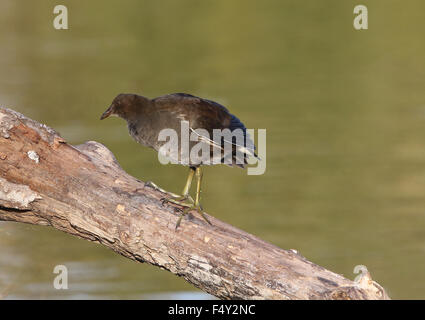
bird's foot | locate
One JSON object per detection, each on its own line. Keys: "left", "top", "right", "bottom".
{"left": 175, "top": 204, "right": 212, "bottom": 229}
{"left": 161, "top": 194, "right": 194, "bottom": 208}
{"left": 146, "top": 181, "right": 185, "bottom": 200}
{"left": 145, "top": 181, "right": 176, "bottom": 195}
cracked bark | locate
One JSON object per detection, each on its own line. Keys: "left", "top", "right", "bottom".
{"left": 0, "top": 107, "right": 390, "bottom": 300}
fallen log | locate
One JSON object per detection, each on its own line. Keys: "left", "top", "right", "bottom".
{"left": 0, "top": 107, "right": 389, "bottom": 300}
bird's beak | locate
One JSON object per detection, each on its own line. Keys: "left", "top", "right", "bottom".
{"left": 100, "top": 105, "right": 113, "bottom": 120}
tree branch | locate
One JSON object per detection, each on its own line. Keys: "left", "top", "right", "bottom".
{"left": 0, "top": 107, "right": 389, "bottom": 300}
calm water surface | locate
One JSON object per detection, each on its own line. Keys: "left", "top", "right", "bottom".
{"left": 1, "top": 0, "right": 425, "bottom": 299}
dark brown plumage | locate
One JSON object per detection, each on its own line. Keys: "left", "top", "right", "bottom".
{"left": 100, "top": 93, "right": 257, "bottom": 228}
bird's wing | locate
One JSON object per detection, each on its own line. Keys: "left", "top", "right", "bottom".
{"left": 153, "top": 93, "right": 257, "bottom": 165}
{"left": 153, "top": 93, "right": 231, "bottom": 128}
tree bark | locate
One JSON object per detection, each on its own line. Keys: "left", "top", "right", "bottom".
{"left": 0, "top": 107, "right": 389, "bottom": 300}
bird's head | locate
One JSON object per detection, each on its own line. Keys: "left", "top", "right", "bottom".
{"left": 100, "top": 93, "right": 145, "bottom": 120}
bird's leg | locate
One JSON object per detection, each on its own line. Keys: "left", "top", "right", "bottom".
{"left": 176, "top": 167, "right": 212, "bottom": 229}
{"left": 161, "top": 167, "right": 195, "bottom": 207}
{"left": 145, "top": 181, "right": 179, "bottom": 197}
{"left": 193, "top": 167, "right": 212, "bottom": 225}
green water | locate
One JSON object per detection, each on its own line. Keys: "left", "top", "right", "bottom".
{"left": 1, "top": 0, "right": 425, "bottom": 299}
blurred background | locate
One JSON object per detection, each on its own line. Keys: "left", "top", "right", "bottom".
{"left": 1, "top": 0, "right": 425, "bottom": 299}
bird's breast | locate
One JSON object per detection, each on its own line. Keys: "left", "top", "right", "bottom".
{"left": 127, "top": 120, "right": 153, "bottom": 147}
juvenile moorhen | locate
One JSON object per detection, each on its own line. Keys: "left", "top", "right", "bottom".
{"left": 100, "top": 93, "right": 257, "bottom": 228}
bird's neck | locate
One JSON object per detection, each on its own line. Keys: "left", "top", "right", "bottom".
{"left": 135, "top": 95, "right": 151, "bottom": 106}
{"left": 123, "top": 95, "right": 152, "bottom": 119}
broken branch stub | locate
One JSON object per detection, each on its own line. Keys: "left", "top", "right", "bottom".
{"left": 0, "top": 107, "right": 390, "bottom": 300}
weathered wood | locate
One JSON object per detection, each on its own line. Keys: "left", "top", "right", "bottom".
{"left": 0, "top": 107, "right": 389, "bottom": 300}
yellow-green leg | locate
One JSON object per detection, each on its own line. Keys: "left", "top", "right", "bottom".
{"left": 175, "top": 167, "right": 212, "bottom": 229}
{"left": 161, "top": 167, "right": 195, "bottom": 207}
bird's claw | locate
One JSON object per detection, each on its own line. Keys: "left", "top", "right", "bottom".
{"left": 152, "top": 167, "right": 211, "bottom": 229}
{"left": 161, "top": 194, "right": 194, "bottom": 207}
{"left": 145, "top": 181, "right": 156, "bottom": 189}
{"left": 175, "top": 204, "right": 212, "bottom": 229}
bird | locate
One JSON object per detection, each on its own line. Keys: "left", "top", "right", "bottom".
{"left": 100, "top": 93, "right": 258, "bottom": 228}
